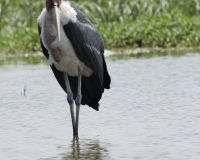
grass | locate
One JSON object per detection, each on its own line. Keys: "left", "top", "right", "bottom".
{"left": 98, "top": 12, "right": 200, "bottom": 49}
{"left": 0, "top": 0, "right": 200, "bottom": 54}
{"left": 21, "top": 84, "right": 27, "bottom": 97}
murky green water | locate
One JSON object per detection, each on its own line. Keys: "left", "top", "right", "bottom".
{"left": 0, "top": 53, "right": 200, "bottom": 160}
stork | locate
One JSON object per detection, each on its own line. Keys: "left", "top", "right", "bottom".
{"left": 37, "top": 0, "right": 111, "bottom": 136}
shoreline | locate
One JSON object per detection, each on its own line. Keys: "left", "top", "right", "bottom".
{"left": 0, "top": 47, "right": 200, "bottom": 60}
{"left": 108, "top": 47, "right": 200, "bottom": 56}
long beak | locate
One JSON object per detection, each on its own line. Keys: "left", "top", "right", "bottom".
{"left": 51, "top": 3, "right": 61, "bottom": 42}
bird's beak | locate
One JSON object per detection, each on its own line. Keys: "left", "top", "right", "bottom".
{"left": 50, "top": 2, "right": 61, "bottom": 42}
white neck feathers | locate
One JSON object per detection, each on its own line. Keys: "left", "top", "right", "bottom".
{"left": 38, "top": 1, "right": 77, "bottom": 26}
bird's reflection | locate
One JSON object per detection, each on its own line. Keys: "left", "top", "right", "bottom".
{"left": 59, "top": 136, "right": 111, "bottom": 160}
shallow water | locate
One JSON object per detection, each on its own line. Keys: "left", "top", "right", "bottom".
{"left": 0, "top": 54, "right": 200, "bottom": 160}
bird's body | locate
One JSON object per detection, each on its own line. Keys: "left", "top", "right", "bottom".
{"left": 38, "top": 0, "right": 111, "bottom": 135}
{"left": 38, "top": 2, "right": 92, "bottom": 77}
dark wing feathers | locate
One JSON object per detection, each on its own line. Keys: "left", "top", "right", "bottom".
{"left": 38, "top": 5, "right": 111, "bottom": 110}
{"left": 63, "top": 4, "right": 106, "bottom": 86}
{"left": 38, "top": 25, "right": 49, "bottom": 59}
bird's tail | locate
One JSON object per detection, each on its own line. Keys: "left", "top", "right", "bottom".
{"left": 68, "top": 74, "right": 103, "bottom": 111}
{"left": 51, "top": 65, "right": 105, "bottom": 111}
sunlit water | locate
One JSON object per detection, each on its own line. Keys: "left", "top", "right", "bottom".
{"left": 0, "top": 54, "right": 200, "bottom": 160}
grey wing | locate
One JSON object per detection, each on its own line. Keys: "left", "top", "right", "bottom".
{"left": 63, "top": 5, "right": 105, "bottom": 86}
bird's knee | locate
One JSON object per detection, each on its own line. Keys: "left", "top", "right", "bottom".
{"left": 75, "top": 95, "right": 82, "bottom": 106}
{"left": 67, "top": 92, "right": 74, "bottom": 104}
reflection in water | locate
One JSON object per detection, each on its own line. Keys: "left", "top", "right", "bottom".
{"left": 59, "top": 137, "right": 111, "bottom": 160}
{"left": 42, "top": 137, "right": 111, "bottom": 160}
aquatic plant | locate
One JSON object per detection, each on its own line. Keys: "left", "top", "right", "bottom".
{"left": 0, "top": 0, "right": 200, "bottom": 53}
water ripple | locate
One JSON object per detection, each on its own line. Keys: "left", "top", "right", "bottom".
{"left": 0, "top": 54, "right": 200, "bottom": 160}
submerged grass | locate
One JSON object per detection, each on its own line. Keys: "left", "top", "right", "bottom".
{"left": 0, "top": 54, "right": 46, "bottom": 66}
{"left": 1, "top": 47, "right": 199, "bottom": 65}
{"left": 110, "top": 48, "right": 200, "bottom": 60}
{"left": 0, "top": 0, "right": 200, "bottom": 54}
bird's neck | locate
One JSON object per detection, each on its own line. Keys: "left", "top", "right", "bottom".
{"left": 38, "top": 1, "right": 77, "bottom": 28}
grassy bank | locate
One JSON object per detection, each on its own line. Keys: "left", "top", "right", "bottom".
{"left": 0, "top": 0, "right": 200, "bottom": 54}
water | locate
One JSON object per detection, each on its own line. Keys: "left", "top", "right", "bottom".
{"left": 0, "top": 54, "right": 200, "bottom": 160}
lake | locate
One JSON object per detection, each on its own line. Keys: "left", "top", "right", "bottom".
{"left": 0, "top": 53, "right": 200, "bottom": 160}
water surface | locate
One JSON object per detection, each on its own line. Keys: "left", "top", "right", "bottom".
{"left": 0, "top": 53, "right": 200, "bottom": 160}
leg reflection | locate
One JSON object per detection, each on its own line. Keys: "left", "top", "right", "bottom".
{"left": 72, "top": 136, "right": 80, "bottom": 158}
{"left": 61, "top": 137, "right": 111, "bottom": 160}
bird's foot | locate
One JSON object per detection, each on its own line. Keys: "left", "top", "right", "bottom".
{"left": 73, "top": 132, "right": 78, "bottom": 136}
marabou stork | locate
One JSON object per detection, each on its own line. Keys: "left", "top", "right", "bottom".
{"left": 37, "top": 0, "right": 111, "bottom": 136}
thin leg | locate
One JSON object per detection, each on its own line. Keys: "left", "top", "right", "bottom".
{"left": 64, "top": 73, "right": 76, "bottom": 135}
{"left": 74, "top": 68, "right": 82, "bottom": 135}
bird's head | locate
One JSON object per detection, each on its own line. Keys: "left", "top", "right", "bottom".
{"left": 46, "top": 0, "right": 62, "bottom": 42}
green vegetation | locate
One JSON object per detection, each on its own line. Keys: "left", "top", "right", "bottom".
{"left": 110, "top": 48, "right": 200, "bottom": 60}
{"left": 0, "top": 0, "right": 200, "bottom": 54}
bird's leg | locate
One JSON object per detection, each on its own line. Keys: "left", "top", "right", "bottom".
{"left": 64, "top": 73, "right": 76, "bottom": 135}
{"left": 74, "top": 67, "right": 82, "bottom": 135}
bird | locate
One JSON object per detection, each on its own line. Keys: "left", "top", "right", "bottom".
{"left": 37, "top": 0, "right": 111, "bottom": 136}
